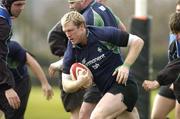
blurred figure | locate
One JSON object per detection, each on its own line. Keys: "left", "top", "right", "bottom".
{"left": 0, "top": 41, "right": 53, "bottom": 119}
{"left": 0, "top": 0, "right": 26, "bottom": 110}
{"left": 143, "top": 12, "right": 180, "bottom": 119}
{"left": 150, "top": 1, "right": 180, "bottom": 119}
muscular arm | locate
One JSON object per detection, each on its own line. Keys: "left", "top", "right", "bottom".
{"left": 123, "top": 34, "right": 144, "bottom": 67}
{"left": 156, "top": 58, "right": 180, "bottom": 86}
{"left": 113, "top": 34, "right": 144, "bottom": 84}
{"left": 62, "top": 72, "right": 92, "bottom": 93}
{"left": 26, "top": 53, "right": 53, "bottom": 100}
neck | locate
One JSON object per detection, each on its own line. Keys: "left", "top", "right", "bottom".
{"left": 80, "top": 29, "right": 88, "bottom": 45}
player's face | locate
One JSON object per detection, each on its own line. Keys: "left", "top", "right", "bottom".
{"left": 68, "top": 1, "right": 82, "bottom": 12}
{"left": 176, "top": 32, "right": 180, "bottom": 41}
{"left": 63, "top": 22, "right": 85, "bottom": 45}
{"left": 176, "top": 4, "right": 180, "bottom": 13}
{"left": 11, "top": 1, "right": 26, "bottom": 18}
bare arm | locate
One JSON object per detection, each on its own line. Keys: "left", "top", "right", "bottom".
{"left": 113, "top": 34, "right": 144, "bottom": 84}
{"left": 26, "top": 53, "right": 53, "bottom": 100}
{"left": 119, "top": 20, "right": 126, "bottom": 31}
{"left": 62, "top": 71, "right": 92, "bottom": 93}
{"left": 48, "top": 58, "right": 63, "bottom": 79}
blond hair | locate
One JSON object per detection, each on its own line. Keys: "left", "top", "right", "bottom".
{"left": 68, "top": 0, "right": 82, "bottom": 2}
{"left": 61, "top": 11, "right": 86, "bottom": 28}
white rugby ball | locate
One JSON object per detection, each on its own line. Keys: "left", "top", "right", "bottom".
{"left": 70, "top": 63, "right": 92, "bottom": 80}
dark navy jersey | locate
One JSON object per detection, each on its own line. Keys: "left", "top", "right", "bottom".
{"left": 0, "top": 5, "right": 14, "bottom": 90}
{"left": 168, "top": 34, "right": 180, "bottom": 61}
{"left": 0, "top": 5, "right": 12, "bottom": 62}
{"left": 8, "top": 41, "right": 29, "bottom": 83}
{"left": 81, "top": 0, "right": 119, "bottom": 28}
{"left": 47, "top": 0, "right": 121, "bottom": 58}
{"left": 63, "top": 26, "right": 129, "bottom": 93}
{"left": 0, "top": 5, "right": 12, "bottom": 26}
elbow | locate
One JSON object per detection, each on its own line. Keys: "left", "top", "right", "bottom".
{"left": 63, "top": 87, "right": 70, "bottom": 93}
{"left": 139, "top": 38, "right": 144, "bottom": 47}
{"left": 137, "top": 38, "right": 144, "bottom": 49}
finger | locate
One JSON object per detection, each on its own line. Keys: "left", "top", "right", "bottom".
{"left": 112, "top": 69, "right": 117, "bottom": 76}
{"left": 11, "top": 97, "right": 20, "bottom": 109}
{"left": 122, "top": 76, "right": 128, "bottom": 85}
{"left": 47, "top": 90, "right": 53, "bottom": 100}
{"left": 116, "top": 73, "right": 124, "bottom": 84}
{"left": 8, "top": 99, "right": 15, "bottom": 109}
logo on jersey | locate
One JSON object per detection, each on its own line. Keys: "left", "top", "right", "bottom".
{"left": 97, "top": 47, "right": 102, "bottom": 52}
{"left": 98, "top": 6, "right": 106, "bottom": 11}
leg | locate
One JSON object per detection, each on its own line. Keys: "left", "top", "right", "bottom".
{"left": 90, "top": 93, "right": 127, "bottom": 119}
{"left": 79, "top": 85, "right": 102, "bottom": 119}
{"left": 175, "top": 101, "right": 180, "bottom": 119}
{"left": 116, "top": 107, "right": 140, "bottom": 119}
{"left": 12, "top": 78, "right": 31, "bottom": 119}
{"left": 0, "top": 110, "right": 5, "bottom": 119}
{"left": 151, "top": 94, "right": 175, "bottom": 119}
{"left": 79, "top": 102, "right": 96, "bottom": 119}
{"left": 70, "top": 106, "right": 80, "bottom": 119}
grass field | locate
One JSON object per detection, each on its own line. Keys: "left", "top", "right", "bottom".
{"left": 25, "top": 87, "right": 70, "bottom": 119}
{"left": 24, "top": 87, "right": 175, "bottom": 119}
{"left": 25, "top": 87, "right": 175, "bottom": 119}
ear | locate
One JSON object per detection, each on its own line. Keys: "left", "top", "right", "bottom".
{"left": 79, "top": 24, "right": 85, "bottom": 29}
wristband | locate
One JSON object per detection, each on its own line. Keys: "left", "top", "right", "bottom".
{"left": 122, "top": 63, "right": 131, "bottom": 68}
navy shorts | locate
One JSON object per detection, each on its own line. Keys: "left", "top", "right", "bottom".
{"left": 158, "top": 85, "right": 176, "bottom": 100}
{"left": 174, "top": 79, "right": 180, "bottom": 103}
{"left": 59, "top": 79, "right": 85, "bottom": 112}
{"left": 83, "top": 84, "right": 102, "bottom": 103}
{"left": 0, "top": 77, "right": 31, "bottom": 119}
{"left": 108, "top": 79, "right": 138, "bottom": 112}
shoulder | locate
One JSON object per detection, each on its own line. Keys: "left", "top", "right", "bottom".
{"left": 0, "top": 6, "right": 11, "bottom": 26}
{"left": 8, "top": 41, "right": 24, "bottom": 53}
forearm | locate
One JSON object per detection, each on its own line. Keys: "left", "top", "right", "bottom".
{"left": 51, "top": 58, "right": 63, "bottom": 71}
{"left": 124, "top": 36, "right": 144, "bottom": 67}
{"left": 26, "top": 53, "right": 49, "bottom": 85}
{"left": 62, "top": 73, "right": 82, "bottom": 93}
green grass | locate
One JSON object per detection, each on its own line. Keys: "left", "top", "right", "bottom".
{"left": 25, "top": 87, "right": 70, "bottom": 119}
{"left": 25, "top": 87, "right": 175, "bottom": 119}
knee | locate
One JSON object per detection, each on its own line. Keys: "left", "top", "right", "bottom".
{"left": 90, "top": 109, "right": 106, "bottom": 119}
{"left": 79, "top": 107, "right": 92, "bottom": 119}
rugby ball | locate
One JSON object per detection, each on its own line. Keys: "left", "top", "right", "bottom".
{"left": 70, "top": 63, "right": 92, "bottom": 80}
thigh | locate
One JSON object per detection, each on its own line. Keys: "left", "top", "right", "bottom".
{"left": 79, "top": 102, "right": 97, "bottom": 119}
{"left": 175, "top": 101, "right": 180, "bottom": 119}
{"left": 92, "top": 92, "right": 127, "bottom": 118}
{"left": 151, "top": 94, "right": 175, "bottom": 118}
{"left": 116, "top": 107, "right": 140, "bottom": 119}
